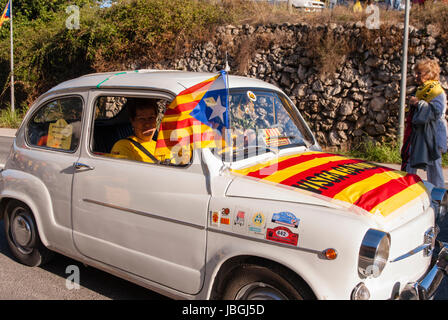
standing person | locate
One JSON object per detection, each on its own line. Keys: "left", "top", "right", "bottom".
{"left": 353, "top": 0, "right": 363, "bottom": 11}
{"left": 393, "top": 0, "right": 401, "bottom": 10}
{"left": 401, "top": 58, "right": 447, "bottom": 188}
{"left": 385, "top": 0, "right": 393, "bottom": 9}
{"left": 412, "top": 0, "right": 425, "bottom": 7}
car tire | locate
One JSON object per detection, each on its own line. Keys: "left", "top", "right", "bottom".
{"left": 4, "top": 200, "right": 53, "bottom": 267}
{"left": 221, "top": 264, "right": 311, "bottom": 300}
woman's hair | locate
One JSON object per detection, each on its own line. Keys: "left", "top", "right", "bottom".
{"left": 127, "top": 98, "right": 158, "bottom": 120}
{"left": 414, "top": 58, "right": 441, "bottom": 81}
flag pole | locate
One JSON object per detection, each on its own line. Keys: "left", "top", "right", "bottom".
{"left": 398, "top": 0, "right": 410, "bottom": 149}
{"left": 9, "top": 0, "right": 14, "bottom": 113}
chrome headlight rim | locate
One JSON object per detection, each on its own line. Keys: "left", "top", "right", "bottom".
{"left": 431, "top": 187, "right": 448, "bottom": 205}
{"left": 442, "top": 191, "right": 448, "bottom": 207}
{"left": 430, "top": 187, "right": 448, "bottom": 221}
{"left": 358, "top": 229, "right": 391, "bottom": 279}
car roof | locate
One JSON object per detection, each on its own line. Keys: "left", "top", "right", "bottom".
{"left": 47, "top": 70, "right": 281, "bottom": 96}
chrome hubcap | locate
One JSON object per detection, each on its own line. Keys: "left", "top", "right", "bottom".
{"left": 235, "top": 282, "right": 288, "bottom": 300}
{"left": 10, "top": 208, "right": 33, "bottom": 254}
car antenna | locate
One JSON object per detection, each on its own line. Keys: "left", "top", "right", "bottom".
{"left": 176, "top": 81, "right": 188, "bottom": 90}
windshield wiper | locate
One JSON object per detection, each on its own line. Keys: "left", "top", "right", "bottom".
{"left": 232, "top": 145, "right": 278, "bottom": 161}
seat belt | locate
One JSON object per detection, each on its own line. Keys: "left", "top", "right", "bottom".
{"left": 126, "top": 138, "right": 160, "bottom": 164}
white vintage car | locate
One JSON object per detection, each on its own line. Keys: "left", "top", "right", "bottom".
{"left": 0, "top": 70, "right": 447, "bottom": 300}
{"left": 261, "top": 0, "right": 326, "bottom": 11}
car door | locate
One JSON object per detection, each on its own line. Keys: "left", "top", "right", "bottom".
{"left": 71, "top": 90, "right": 210, "bottom": 295}
{"left": 20, "top": 95, "right": 85, "bottom": 250}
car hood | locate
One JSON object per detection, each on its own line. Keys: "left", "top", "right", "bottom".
{"left": 226, "top": 151, "right": 431, "bottom": 229}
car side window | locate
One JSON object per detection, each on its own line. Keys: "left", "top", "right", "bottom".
{"left": 27, "top": 97, "right": 83, "bottom": 152}
{"left": 91, "top": 96, "right": 179, "bottom": 165}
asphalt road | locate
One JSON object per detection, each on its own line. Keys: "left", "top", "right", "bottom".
{"left": 0, "top": 219, "right": 167, "bottom": 300}
{"left": 0, "top": 136, "right": 166, "bottom": 300}
{"left": 0, "top": 136, "right": 13, "bottom": 165}
{"left": 0, "top": 135, "right": 447, "bottom": 300}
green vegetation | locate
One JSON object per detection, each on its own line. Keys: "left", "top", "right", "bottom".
{"left": 0, "top": 0, "right": 447, "bottom": 126}
{"left": 0, "top": 106, "right": 26, "bottom": 128}
{"left": 0, "top": 0, "right": 238, "bottom": 112}
{"left": 340, "top": 140, "right": 448, "bottom": 167}
{"left": 339, "top": 140, "right": 401, "bottom": 164}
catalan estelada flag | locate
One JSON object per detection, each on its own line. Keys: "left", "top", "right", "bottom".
{"left": 0, "top": 1, "right": 10, "bottom": 28}
{"left": 155, "top": 71, "right": 229, "bottom": 161}
{"left": 231, "top": 151, "right": 427, "bottom": 218}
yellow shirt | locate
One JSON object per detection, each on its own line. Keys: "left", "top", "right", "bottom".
{"left": 353, "top": 0, "right": 362, "bottom": 12}
{"left": 110, "top": 136, "right": 157, "bottom": 163}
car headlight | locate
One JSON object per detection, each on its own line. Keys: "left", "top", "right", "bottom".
{"left": 358, "top": 229, "right": 391, "bottom": 278}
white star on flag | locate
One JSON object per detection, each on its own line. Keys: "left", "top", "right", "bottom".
{"left": 208, "top": 95, "right": 226, "bottom": 123}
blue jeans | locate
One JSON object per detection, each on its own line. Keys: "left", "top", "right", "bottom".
{"left": 406, "top": 154, "right": 445, "bottom": 188}
{"left": 386, "top": 0, "right": 401, "bottom": 9}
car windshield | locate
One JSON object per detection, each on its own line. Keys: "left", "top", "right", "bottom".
{"left": 219, "top": 89, "right": 314, "bottom": 161}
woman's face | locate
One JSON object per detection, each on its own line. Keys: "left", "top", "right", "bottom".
{"left": 414, "top": 69, "right": 430, "bottom": 85}
{"left": 131, "top": 107, "right": 157, "bottom": 142}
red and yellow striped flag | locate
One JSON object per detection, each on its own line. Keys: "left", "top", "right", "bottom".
{"left": 0, "top": 1, "right": 10, "bottom": 28}
{"left": 155, "top": 72, "right": 229, "bottom": 162}
{"left": 262, "top": 128, "right": 291, "bottom": 147}
{"left": 231, "top": 151, "right": 427, "bottom": 218}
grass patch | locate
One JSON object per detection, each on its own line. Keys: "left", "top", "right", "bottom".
{"left": 0, "top": 107, "right": 26, "bottom": 128}
{"left": 340, "top": 140, "right": 402, "bottom": 164}
{"left": 339, "top": 140, "right": 448, "bottom": 168}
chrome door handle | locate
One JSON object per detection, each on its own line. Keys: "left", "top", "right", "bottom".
{"left": 73, "top": 162, "right": 95, "bottom": 170}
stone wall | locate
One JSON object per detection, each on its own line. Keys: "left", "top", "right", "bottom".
{"left": 157, "top": 22, "right": 448, "bottom": 150}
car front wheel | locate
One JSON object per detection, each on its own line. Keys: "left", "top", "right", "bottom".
{"left": 221, "top": 264, "right": 311, "bottom": 300}
{"left": 4, "top": 200, "right": 53, "bottom": 267}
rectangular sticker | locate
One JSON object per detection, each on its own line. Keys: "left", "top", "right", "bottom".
{"left": 266, "top": 226, "right": 298, "bottom": 246}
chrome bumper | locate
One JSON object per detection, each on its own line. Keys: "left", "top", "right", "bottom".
{"left": 399, "top": 241, "right": 448, "bottom": 300}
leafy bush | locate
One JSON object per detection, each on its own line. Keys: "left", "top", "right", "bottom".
{"left": 0, "top": 0, "right": 234, "bottom": 112}
{"left": 0, "top": 106, "right": 26, "bottom": 128}
{"left": 341, "top": 140, "right": 448, "bottom": 168}
{"left": 0, "top": 0, "right": 448, "bottom": 127}
{"left": 341, "top": 140, "right": 402, "bottom": 164}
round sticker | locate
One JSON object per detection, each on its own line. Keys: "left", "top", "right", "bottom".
{"left": 247, "top": 91, "right": 257, "bottom": 102}
{"left": 252, "top": 212, "right": 265, "bottom": 227}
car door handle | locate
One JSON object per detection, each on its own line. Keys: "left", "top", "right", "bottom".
{"left": 73, "top": 162, "right": 95, "bottom": 171}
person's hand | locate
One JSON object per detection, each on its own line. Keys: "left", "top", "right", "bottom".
{"left": 409, "top": 96, "right": 419, "bottom": 107}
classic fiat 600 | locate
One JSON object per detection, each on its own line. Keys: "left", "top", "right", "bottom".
{"left": 0, "top": 70, "right": 447, "bottom": 300}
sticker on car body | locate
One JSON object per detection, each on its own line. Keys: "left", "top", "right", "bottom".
{"left": 266, "top": 226, "right": 298, "bottom": 246}
{"left": 248, "top": 212, "right": 266, "bottom": 235}
{"left": 232, "top": 208, "right": 248, "bottom": 233}
{"left": 211, "top": 211, "right": 220, "bottom": 226}
{"left": 220, "top": 208, "right": 231, "bottom": 225}
{"left": 271, "top": 211, "right": 300, "bottom": 228}
{"left": 247, "top": 91, "right": 257, "bottom": 102}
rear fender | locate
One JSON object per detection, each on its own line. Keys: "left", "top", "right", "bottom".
{"left": 0, "top": 169, "right": 54, "bottom": 247}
